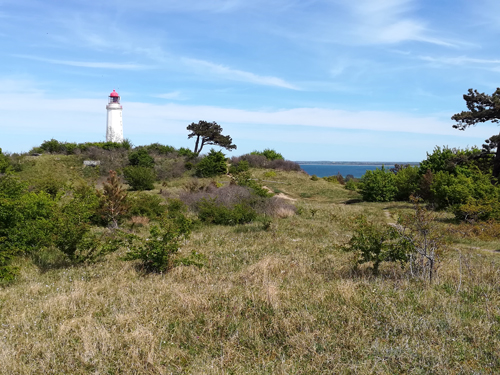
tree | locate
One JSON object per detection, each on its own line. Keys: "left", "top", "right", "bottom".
{"left": 98, "top": 170, "right": 129, "bottom": 228}
{"left": 451, "top": 88, "right": 500, "bottom": 177}
{"left": 187, "top": 121, "right": 236, "bottom": 156}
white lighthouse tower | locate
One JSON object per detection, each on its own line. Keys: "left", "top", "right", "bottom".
{"left": 106, "top": 89, "right": 123, "bottom": 143}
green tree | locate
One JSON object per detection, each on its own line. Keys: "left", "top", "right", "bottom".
{"left": 187, "top": 121, "right": 236, "bottom": 156}
{"left": 195, "top": 149, "right": 227, "bottom": 177}
{"left": 359, "top": 166, "right": 397, "bottom": 202}
{"left": 0, "top": 148, "right": 10, "bottom": 174}
{"left": 452, "top": 88, "right": 500, "bottom": 177}
{"left": 99, "top": 170, "right": 129, "bottom": 227}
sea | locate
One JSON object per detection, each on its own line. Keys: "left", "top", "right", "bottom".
{"left": 298, "top": 164, "right": 397, "bottom": 178}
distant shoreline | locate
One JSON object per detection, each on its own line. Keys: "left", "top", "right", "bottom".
{"left": 295, "top": 161, "right": 420, "bottom": 166}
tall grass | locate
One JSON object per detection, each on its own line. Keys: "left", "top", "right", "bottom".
{"left": 0, "top": 162, "right": 499, "bottom": 373}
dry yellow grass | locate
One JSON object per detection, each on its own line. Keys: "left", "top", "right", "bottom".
{"left": 0, "top": 170, "right": 499, "bottom": 374}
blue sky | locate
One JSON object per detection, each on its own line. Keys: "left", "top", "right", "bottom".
{"left": 1, "top": 0, "right": 500, "bottom": 161}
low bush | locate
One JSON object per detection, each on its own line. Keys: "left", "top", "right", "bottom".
{"left": 359, "top": 166, "right": 397, "bottom": 202}
{"left": 123, "top": 166, "right": 156, "bottom": 191}
{"left": 122, "top": 215, "right": 192, "bottom": 272}
{"left": 195, "top": 149, "right": 227, "bottom": 177}
{"left": 128, "top": 148, "right": 155, "bottom": 168}
{"left": 229, "top": 160, "right": 250, "bottom": 174}
{"left": 310, "top": 174, "right": 319, "bottom": 181}
{"left": 127, "top": 192, "right": 166, "bottom": 219}
{"left": 250, "top": 149, "right": 284, "bottom": 161}
{"left": 0, "top": 148, "right": 10, "bottom": 173}
{"left": 197, "top": 198, "right": 257, "bottom": 225}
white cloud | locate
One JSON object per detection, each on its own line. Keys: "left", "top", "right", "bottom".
{"left": 153, "top": 91, "right": 184, "bottom": 100}
{"left": 14, "top": 55, "right": 150, "bottom": 70}
{"left": 182, "top": 58, "right": 299, "bottom": 90}
{"left": 419, "top": 55, "right": 500, "bottom": 66}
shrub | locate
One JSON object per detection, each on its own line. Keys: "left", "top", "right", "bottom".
{"left": 129, "top": 148, "right": 155, "bottom": 168}
{"left": 341, "top": 216, "right": 407, "bottom": 275}
{"left": 229, "top": 160, "right": 250, "bottom": 174}
{"left": 195, "top": 149, "right": 227, "bottom": 177}
{"left": 336, "top": 173, "right": 345, "bottom": 185}
{"left": 123, "top": 166, "right": 156, "bottom": 191}
{"left": 359, "top": 166, "right": 397, "bottom": 202}
{"left": 263, "top": 170, "right": 277, "bottom": 178}
{"left": 345, "top": 179, "right": 357, "bottom": 191}
{"left": 232, "top": 171, "right": 272, "bottom": 198}
{"left": 144, "top": 143, "right": 176, "bottom": 155}
{"left": 98, "top": 170, "right": 129, "bottom": 227}
{"left": 0, "top": 148, "right": 10, "bottom": 173}
{"left": 197, "top": 198, "right": 257, "bottom": 225}
{"left": 310, "top": 174, "right": 319, "bottom": 181}
{"left": 122, "top": 215, "right": 192, "bottom": 272}
{"left": 251, "top": 149, "right": 284, "bottom": 161}
{"left": 394, "top": 165, "right": 420, "bottom": 201}
{"left": 128, "top": 192, "right": 166, "bottom": 219}
{"left": 178, "top": 147, "right": 196, "bottom": 159}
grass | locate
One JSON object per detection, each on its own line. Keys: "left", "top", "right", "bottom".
{"left": 1, "top": 156, "right": 499, "bottom": 373}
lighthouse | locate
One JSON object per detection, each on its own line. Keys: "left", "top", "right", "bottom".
{"left": 106, "top": 89, "right": 123, "bottom": 143}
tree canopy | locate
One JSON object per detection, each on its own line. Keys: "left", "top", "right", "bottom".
{"left": 452, "top": 88, "right": 500, "bottom": 178}
{"left": 186, "top": 121, "right": 236, "bottom": 156}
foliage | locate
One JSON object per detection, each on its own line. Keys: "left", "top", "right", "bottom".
{"left": 359, "top": 166, "right": 397, "bottom": 202}
{"left": 187, "top": 120, "right": 236, "bottom": 156}
{"left": 38, "top": 139, "right": 131, "bottom": 154}
{"left": 250, "top": 149, "right": 284, "bottom": 161}
{"left": 451, "top": 88, "right": 500, "bottom": 177}
{"left": 336, "top": 172, "right": 345, "bottom": 185}
{"left": 392, "top": 198, "right": 447, "bottom": 283}
{"left": 195, "top": 149, "right": 227, "bottom": 178}
{"left": 177, "top": 147, "right": 197, "bottom": 159}
{"left": 143, "top": 143, "right": 176, "bottom": 155}
{"left": 197, "top": 198, "right": 257, "bottom": 225}
{"left": 232, "top": 171, "right": 272, "bottom": 198}
{"left": 98, "top": 171, "right": 129, "bottom": 227}
{"left": 341, "top": 216, "right": 407, "bottom": 274}
{"left": 394, "top": 165, "right": 420, "bottom": 201}
{"left": 310, "top": 174, "right": 319, "bottom": 181}
{"left": 228, "top": 160, "right": 250, "bottom": 174}
{"left": 0, "top": 148, "right": 10, "bottom": 173}
{"left": 122, "top": 215, "right": 192, "bottom": 272}
{"left": 123, "top": 166, "right": 156, "bottom": 191}
{"left": 128, "top": 148, "right": 155, "bottom": 168}
{"left": 127, "top": 192, "right": 166, "bottom": 219}
{"left": 345, "top": 179, "right": 357, "bottom": 191}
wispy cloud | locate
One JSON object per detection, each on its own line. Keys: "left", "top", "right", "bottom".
{"left": 14, "top": 55, "right": 150, "bottom": 70}
{"left": 343, "top": 0, "right": 455, "bottom": 46}
{"left": 419, "top": 55, "right": 500, "bottom": 66}
{"left": 182, "top": 58, "right": 299, "bottom": 90}
{"left": 153, "top": 91, "right": 184, "bottom": 100}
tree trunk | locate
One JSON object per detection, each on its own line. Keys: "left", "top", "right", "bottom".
{"left": 493, "top": 133, "right": 500, "bottom": 179}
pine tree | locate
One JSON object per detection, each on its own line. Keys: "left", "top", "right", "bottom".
{"left": 99, "top": 170, "right": 128, "bottom": 228}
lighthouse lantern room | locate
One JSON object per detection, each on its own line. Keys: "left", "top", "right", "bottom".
{"left": 106, "top": 89, "right": 123, "bottom": 143}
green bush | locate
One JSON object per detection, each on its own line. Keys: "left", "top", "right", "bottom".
{"left": 195, "top": 149, "right": 227, "bottom": 177}
{"left": 359, "top": 166, "right": 397, "bottom": 202}
{"left": 251, "top": 149, "right": 284, "bottom": 161}
{"left": 197, "top": 198, "right": 257, "bottom": 225}
{"left": 128, "top": 193, "right": 166, "bottom": 219}
{"left": 144, "top": 143, "right": 176, "bottom": 155}
{"left": 345, "top": 179, "right": 357, "bottom": 191}
{"left": 129, "top": 148, "right": 155, "bottom": 168}
{"left": 0, "top": 148, "right": 10, "bottom": 173}
{"left": 178, "top": 147, "right": 196, "bottom": 159}
{"left": 229, "top": 160, "right": 250, "bottom": 174}
{"left": 122, "top": 215, "right": 192, "bottom": 272}
{"left": 232, "top": 171, "right": 272, "bottom": 198}
{"left": 310, "top": 174, "right": 319, "bottom": 181}
{"left": 341, "top": 216, "right": 407, "bottom": 274}
{"left": 394, "top": 165, "right": 420, "bottom": 201}
{"left": 123, "top": 166, "right": 156, "bottom": 191}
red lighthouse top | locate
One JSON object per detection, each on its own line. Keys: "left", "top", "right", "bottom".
{"left": 108, "top": 89, "right": 121, "bottom": 105}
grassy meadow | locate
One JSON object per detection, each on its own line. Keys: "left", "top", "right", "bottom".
{"left": 0, "top": 155, "right": 499, "bottom": 374}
